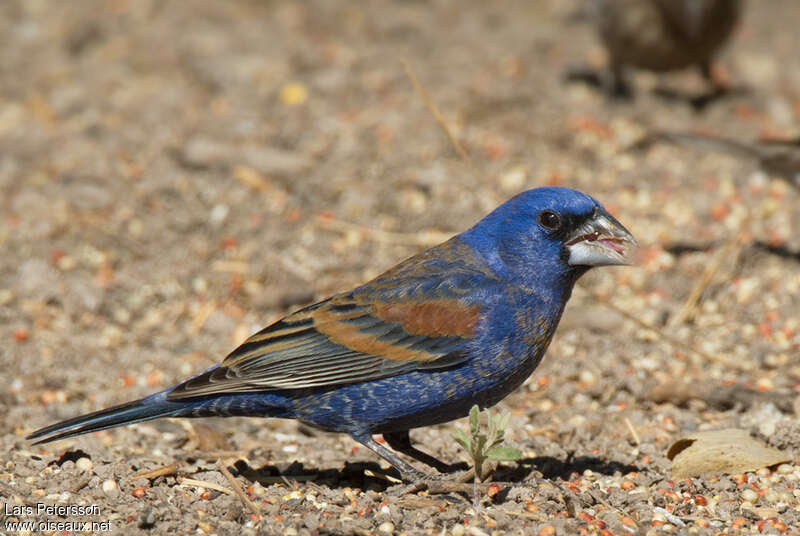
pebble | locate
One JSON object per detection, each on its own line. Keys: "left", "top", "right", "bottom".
{"left": 209, "top": 204, "right": 229, "bottom": 226}
{"left": 378, "top": 521, "right": 394, "bottom": 534}
{"left": 280, "top": 82, "right": 308, "bottom": 105}
{"left": 741, "top": 489, "right": 758, "bottom": 502}
{"left": 499, "top": 166, "right": 527, "bottom": 192}
{"left": 75, "top": 457, "right": 92, "bottom": 472}
{"left": 101, "top": 479, "right": 119, "bottom": 497}
{"left": 16, "top": 259, "right": 61, "bottom": 301}
{"left": 451, "top": 525, "right": 465, "bottom": 536}
{"left": 240, "top": 146, "right": 311, "bottom": 177}
{"left": 0, "top": 289, "right": 13, "bottom": 305}
{"left": 777, "top": 463, "right": 793, "bottom": 474}
{"left": 181, "top": 137, "right": 233, "bottom": 168}
{"left": 578, "top": 369, "right": 597, "bottom": 386}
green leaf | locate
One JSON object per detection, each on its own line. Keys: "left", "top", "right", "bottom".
{"left": 451, "top": 429, "right": 470, "bottom": 450}
{"left": 487, "top": 446, "right": 522, "bottom": 461}
{"left": 474, "top": 434, "right": 487, "bottom": 457}
{"left": 488, "top": 434, "right": 504, "bottom": 450}
{"left": 469, "top": 405, "right": 480, "bottom": 435}
{"left": 498, "top": 411, "right": 511, "bottom": 432}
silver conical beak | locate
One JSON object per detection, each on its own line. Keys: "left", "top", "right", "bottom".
{"left": 566, "top": 208, "right": 638, "bottom": 267}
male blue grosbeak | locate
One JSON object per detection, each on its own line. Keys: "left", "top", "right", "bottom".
{"left": 29, "top": 187, "right": 637, "bottom": 481}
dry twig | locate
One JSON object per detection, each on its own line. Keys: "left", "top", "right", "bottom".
{"left": 178, "top": 476, "right": 234, "bottom": 496}
{"left": 216, "top": 460, "right": 261, "bottom": 515}
{"left": 130, "top": 461, "right": 184, "bottom": 481}
{"left": 670, "top": 210, "right": 753, "bottom": 326}
{"left": 624, "top": 417, "right": 641, "bottom": 446}
{"left": 581, "top": 283, "right": 740, "bottom": 369}
{"left": 402, "top": 59, "right": 471, "bottom": 162}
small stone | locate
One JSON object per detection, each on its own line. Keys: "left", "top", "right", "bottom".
{"left": 209, "top": 204, "right": 229, "bottom": 226}
{"left": 741, "top": 489, "right": 758, "bottom": 502}
{"left": 17, "top": 259, "right": 61, "bottom": 300}
{"left": 777, "top": 463, "right": 793, "bottom": 474}
{"left": 128, "top": 219, "right": 143, "bottom": 237}
{"left": 0, "top": 289, "right": 13, "bottom": 305}
{"left": 57, "top": 255, "right": 77, "bottom": 271}
{"left": 451, "top": 524, "right": 465, "bottom": 536}
{"left": 579, "top": 369, "right": 597, "bottom": 386}
{"left": 755, "top": 378, "right": 774, "bottom": 392}
{"left": 499, "top": 166, "right": 527, "bottom": 192}
{"left": 282, "top": 490, "right": 303, "bottom": 502}
{"left": 280, "top": 82, "right": 308, "bottom": 105}
{"left": 102, "top": 479, "right": 119, "bottom": 497}
{"left": 378, "top": 521, "right": 394, "bottom": 534}
{"left": 181, "top": 137, "right": 234, "bottom": 168}
{"left": 192, "top": 277, "right": 209, "bottom": 294}
{"left": 75, "top": 457, "right": 92, "bottom": 472}
{"left": 240, "top": 146, "right": 311, "bottom": 177}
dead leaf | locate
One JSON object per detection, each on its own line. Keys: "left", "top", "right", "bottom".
{"left": 667, "top": 429, "right": 790, "bottom": 479}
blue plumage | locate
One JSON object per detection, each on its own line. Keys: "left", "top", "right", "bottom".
{"left": 28, "top": 187, "right": 636, "bottom": 480}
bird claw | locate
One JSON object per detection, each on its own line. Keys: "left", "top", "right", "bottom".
{"left": 403, "top": 469, "right": 443, "bottom": 483}
{"left": 406, "top": 467, "right": 474, "bottom": 483}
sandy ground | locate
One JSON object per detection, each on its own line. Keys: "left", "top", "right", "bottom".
{"left": 2, "top": 1, "right": 800, "bottom": 534}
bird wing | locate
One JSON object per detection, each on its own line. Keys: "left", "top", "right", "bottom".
{"left": 166, "top": 292, "right": 480, "bottom": 400}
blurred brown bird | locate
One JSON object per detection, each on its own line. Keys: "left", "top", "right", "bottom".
{"left": 592, "top": 0, "right": 742, "bottom": 97}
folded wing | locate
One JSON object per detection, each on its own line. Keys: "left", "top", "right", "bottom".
{"left": 167, "top": 293, "right": 480, "bottom": 399}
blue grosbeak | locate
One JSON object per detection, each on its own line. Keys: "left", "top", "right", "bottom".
{"left": 29, "top": 187, "right": 636, "bottom": 480}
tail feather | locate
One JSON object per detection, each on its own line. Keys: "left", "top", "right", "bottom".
{"left": 27, "top": 395, "right": 180, "bottom": 444}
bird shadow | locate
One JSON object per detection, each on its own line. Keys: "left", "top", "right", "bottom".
{"left": 499, "top": 455, "right": 640, "bottom": 482}
{"left": 651, "top": 84, "right": 751, "bottom": 111}
{"left": 230, "top": 454, "right": 640, "bottom": 493}
{"left": 231, "top": 459, "right": 404, "bottom": 491}
{"left": 562, "top": 65, "right": 751, "bottom": 111}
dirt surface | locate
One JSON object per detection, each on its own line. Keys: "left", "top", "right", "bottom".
{"left": 2, "top": 1, "right": 800, "bottom": 534}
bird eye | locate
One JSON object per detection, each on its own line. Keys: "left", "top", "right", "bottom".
{"left": 537, "top": 210, "right": 561, "bottom": 231}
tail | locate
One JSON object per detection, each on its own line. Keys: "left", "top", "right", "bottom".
{"left": 27, "top": 393, "right": 182, "bottom": 445}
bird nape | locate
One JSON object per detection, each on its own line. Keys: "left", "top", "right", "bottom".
{"left": 28, "top": 187, "right": 637, "bottom": 482}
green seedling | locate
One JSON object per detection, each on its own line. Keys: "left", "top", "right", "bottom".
{"left": 452, "top": 404, "right": 522, "bottom": 482}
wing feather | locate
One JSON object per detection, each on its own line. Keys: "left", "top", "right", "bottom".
{"left": 167, "top": 293, "right": 478, "bottom": 400}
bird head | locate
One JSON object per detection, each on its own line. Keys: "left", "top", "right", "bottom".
{"left": 462, "top": 187, "right": 637, "bottom": 288}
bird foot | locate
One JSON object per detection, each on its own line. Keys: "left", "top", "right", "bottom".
{"left": 387, "top": 468, "right": 476, "bottom": 496}
{"left": 405, "top": 467, "right": 474, "bottom": 483}
{"left": 402, "top": 468, "right": 446, "bottom": 483}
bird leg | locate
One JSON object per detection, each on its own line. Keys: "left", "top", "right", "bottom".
{"left": 382, "top": 430, "right": 453, "bottom": 473}
{"left": 352, "top": 434, "right": 431, "bottom": 482}
{"left": 689, "top": 60, "right": 729, "bottom": 109}
{"left": 608, "top": 63, "right": 633, "bottom": 99}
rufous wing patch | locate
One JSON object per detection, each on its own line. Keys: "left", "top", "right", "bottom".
{"left": 372, "top": 300, "right": 479, "bottom": 338}
{"left": 311, "top": 306, "right": 429, "bottom": 362}
{"left": 311, "top": 299, "right": 479, "bottom": 363}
